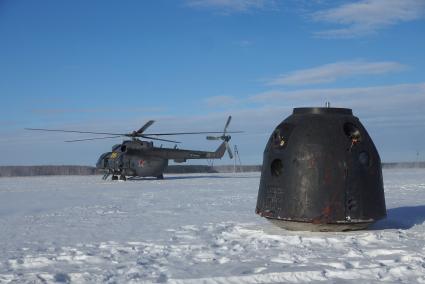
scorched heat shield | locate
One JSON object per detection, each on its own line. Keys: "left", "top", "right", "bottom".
{"left": 256, "top": 107, "right": 386, "bottom": 231}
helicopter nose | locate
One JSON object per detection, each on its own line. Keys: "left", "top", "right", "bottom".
{"left": 96, "top": 152, "right": 111, "bottom": 168}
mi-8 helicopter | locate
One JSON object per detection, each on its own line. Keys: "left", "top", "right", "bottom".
{"left": 26, "top": 116, "right": 241, "bottom": 180}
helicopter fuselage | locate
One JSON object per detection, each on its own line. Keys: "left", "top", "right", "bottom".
{"left": 96, "top": 139, "right": 227, "bottom": 179}
{"left": 97, "top": 151, "right": 169, "bottom": 179}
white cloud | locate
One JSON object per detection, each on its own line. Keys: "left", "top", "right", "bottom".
{"left": 251, "top": 82, "right": 425, "bottom": 101}
{"left": 250, "top": 82, "right": 425, "bottom": 121}
{"left": 312, "top": 0, "right": 425, "bottom": 38}
{"left": 267, "top": 60, "right": 406, "bottom": 86}
{"left": 185, "top": 0, "right": 276, "bottom": 13}
{"left": 233, "top": 40, "right": 253, "bottom": 47}
{"left": 6, "top": 81, "right": 425, "bottom": 165}
{"left": 204, "top": 95, "right": 239, "bottom": 107}
{"left": 31, "top": 107, "right": 166, "bottom": 115}
{"left": 4, "top": 82, "right": 425, "bottom": 165}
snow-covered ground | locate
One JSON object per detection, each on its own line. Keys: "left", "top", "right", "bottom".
{"left": 0, "top": 169, "right": 424, "bottom": 283}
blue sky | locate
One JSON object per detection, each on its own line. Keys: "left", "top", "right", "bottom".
{"left": 0, "top": 0, "right": 424, "bottom": 165}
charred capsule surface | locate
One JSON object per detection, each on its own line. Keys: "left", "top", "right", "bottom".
{"left": 256, "top": 107, "right": 386, "bottom": 231}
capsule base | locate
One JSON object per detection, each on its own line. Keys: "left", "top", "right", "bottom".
{"left": 268, "top": 218, "right": 374, "bottom": 232}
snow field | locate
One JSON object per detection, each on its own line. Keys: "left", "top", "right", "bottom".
{"left": 0, "top": 169, "right": 425, "bottom": 283}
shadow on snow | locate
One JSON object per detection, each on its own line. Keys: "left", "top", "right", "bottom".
{"left": 372, "top": 205, "right": 425, "bottom": 230}
{"left": 127, "top": 174, "right": 255, "bottom": 181}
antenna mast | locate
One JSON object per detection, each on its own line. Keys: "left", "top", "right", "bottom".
{"left": 233, "top": 145, "right": 242, "bottom": 173}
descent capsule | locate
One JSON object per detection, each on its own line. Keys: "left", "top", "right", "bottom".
{"left": 256, "top": 107, "right": 386, "bottom": 231}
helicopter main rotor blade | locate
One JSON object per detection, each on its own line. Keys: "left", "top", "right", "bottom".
{"left": 136, "top": 120, "right": 155, "bottom": 134}
{"left": 26, "top": 128, "right": 243, "bottom": 137}
{"left": 65, "top": 136, "right": 123, "bottom": 142}
{"left": 144, "top": 131, "right": 243, "bottom": 136}
{"left": 25, "top": 128, "right": 125, "bottom": 136}
{"left": 140, "top": 135, "right": 181, "bottom": 144}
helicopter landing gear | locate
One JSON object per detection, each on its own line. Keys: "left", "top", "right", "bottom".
{"left": 156, "top": 174, "right": 164, "bottom": 180}
{"left": 119, "top": 175, "right": 127, "bottom": 181}
{"left": 111, "top": 175, "right": 118, "bottom": 181}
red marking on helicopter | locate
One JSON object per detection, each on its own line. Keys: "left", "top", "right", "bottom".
{"left": 138, "top": 160, "right": 145, "bottom": 167}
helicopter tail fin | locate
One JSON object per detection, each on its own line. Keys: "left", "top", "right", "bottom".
{"left": 213, "top": 141, "right": 227, "bottom": 159}
{"left": 213, "top": 140, "right": 233, "bottom": 159}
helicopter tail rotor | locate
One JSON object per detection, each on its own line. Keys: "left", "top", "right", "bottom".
{"left": 225, "top": 141, "right": 233, "bottom": 159}
{"left": 206, "top": 116, "right": 234, "bottom": 159}
{"left": 206, "top": 135, "right": 220, "bottom": 140}
{"left": 224, "top": 115, "right": 231, "bottom": 135}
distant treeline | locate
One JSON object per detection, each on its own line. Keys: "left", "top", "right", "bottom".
{"left": 165, "top": 165, "right": 261, "bottom": 173}
{"left": 0, "top": 165, "right": 260, "bottom": 177}
{"left": 382, "top": 162, "right": 425, "bottom": 169}
{"left": 0, "top": 166, "right": 99, "bottom": 177}
{"left": 0, "top": 162, "right": 423, "bottom": 177}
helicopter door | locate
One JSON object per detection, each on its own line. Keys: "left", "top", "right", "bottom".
{"left": 122, "top": 159, "right": 131, "bottom": 169}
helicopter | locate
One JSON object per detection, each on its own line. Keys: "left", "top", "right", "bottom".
{"left": 26, "top": 116, "right": 241, "bottom": 180}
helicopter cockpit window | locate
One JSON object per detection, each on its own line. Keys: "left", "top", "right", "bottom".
{"left": 112, "top": 144, "right": 121, "bottom": 152}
